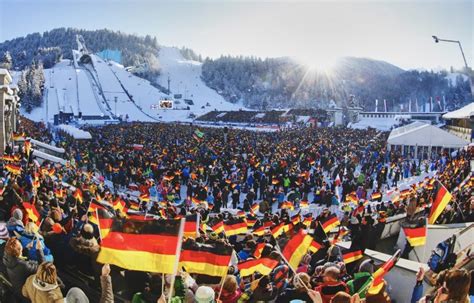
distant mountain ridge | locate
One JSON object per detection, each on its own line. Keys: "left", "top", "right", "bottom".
{"left": 0, "top": 28, "right": 471, "bottom": 112}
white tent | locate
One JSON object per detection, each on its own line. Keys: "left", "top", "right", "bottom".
{"left": 387, "top": 122, "right": 469, "bottom": 157}
{"left": 443, "top": 102, "right": 474, "bottom": 119}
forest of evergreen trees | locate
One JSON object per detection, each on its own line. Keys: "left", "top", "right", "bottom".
{"left": 201, "top": 56, "right": 472, "bottom": 110}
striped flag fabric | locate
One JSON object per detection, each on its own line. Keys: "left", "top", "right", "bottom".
{"left": 238, "top": 257, "right": 279, "bottom": 277}
{"left": 371, "top": 192, "right": 382, "bottom": 201}
{"left": 300, "top": 200, "right": 309, "bottom": 208}
{"left": 23, "top": 202, "right": 40, "bottom": 225}
{"left": 73, "top": 189, "right": 83, "bottom": 203}
{"left": 211, "top": 220, "right": 224, "bottom": 234}
{"left": 308, "top": 240, "right": 322, "bottom": 253}
{"left": 246, "top": 215, "right": 257, "bottom": 228}
{"left": 5, "top": 164, "right": 21, "bottom": 175}
{"left": 250, "top": 203, "right": 259, "bottom": 214}
{"left": 97, "top": 218, "right": 183, "bottom": 273}
{"left": 139, "top": 193, "right": 150, "bottom": 202}
{"left": 179, "top": 241, "right": 233, "bottom": 277}
{"left": 281, "top": 201, "right": 295, "bottom": 210}
{"left": 281, "top": 230, "right": 313, "bottom": 268}
{"left": 253, "top": 242, "right": 266, "bottom": 259}
{"left": 224, "top": 217, "right": 248, "bottom": 236}
{"left": 342, "top": 248, "right": 364, "bottom": 264}
{"left": 368, "top": 250, "right": 401, "bottom": 295}
{"left": 184, "top": 214, "right": 199, "bottom": 238}
{"left": 113, "top": 199, "right": 128, "bottom": 215}
{"left": 403, "top": 220, "right": 427, "bottom": 247}
{"left": 320, "top": 214, "right": 340, "bottom": 233}
{"left": 89, "top": 208, "right": 114, "bottom": 238}
{"left": 271, "top": 223, "right": 285, "bottom": 238}
{"left": 428, "top": 183, "right": 452, "bottom": 224}
{"left": 253, "top": 225, "right": 267, "bottom": 237}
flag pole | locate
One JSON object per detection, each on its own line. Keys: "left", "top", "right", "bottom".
{"left": 217, "top": 257, "right": 233, "bottom": 300}
{"left": 168, "top": 217, "right": 185, "bottom": 303}
{"left": 96, "top": 208, "right": 102, "bottom": 242}
{"left": 274, "top": 244, "right": 311, "bottom": 292}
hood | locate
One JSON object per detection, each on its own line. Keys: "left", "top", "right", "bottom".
{"left": 32, "top": 275, "right": 59, "bottom": 292}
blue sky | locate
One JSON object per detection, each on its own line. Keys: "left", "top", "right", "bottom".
{"left": 0, "top": 0, "right": 472, "bottom": 70}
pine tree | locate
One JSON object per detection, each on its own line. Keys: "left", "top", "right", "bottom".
{"left": 0, "top": 51, "right": 12, "bottom": 69}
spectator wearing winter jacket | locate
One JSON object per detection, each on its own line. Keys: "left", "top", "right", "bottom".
{"left": 22, "top": 262, "right": 64, "bottom": 303}
{"left": 18, "top": 222, "right": 54, "bottom": 262}
{"left": 3, "top": 237, "right": 44, "bottom": 299}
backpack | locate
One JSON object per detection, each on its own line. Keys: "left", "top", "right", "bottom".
{"left": 428, "top": 235, "right": 457, "bottom": 273}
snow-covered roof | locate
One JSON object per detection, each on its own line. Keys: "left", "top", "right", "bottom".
{"left": 57, "top": 124, "right": 92, "bottom": 140}
{"left": 443, "top": 102, "right": 474, "bottom": 119}
{"left": 388, "top": 121, "right": 469, "bottom": 148}
{"left": 29, "top": 138, "right": 65, "bottom": 154}
{"left": 32, "top": 149, "right": 67, "bottom": 165}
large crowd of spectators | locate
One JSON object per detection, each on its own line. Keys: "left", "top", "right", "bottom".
{"left": 0, "top": 118, "right": 471, "bottom": 302}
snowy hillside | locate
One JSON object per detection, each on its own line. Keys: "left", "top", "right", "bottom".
{"left": 20, "top": 46, "right": 243, "bottom": 123}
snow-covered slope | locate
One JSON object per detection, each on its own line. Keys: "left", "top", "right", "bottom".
{"left": 21, "top": 46, "right": 243, "bottom": 123}
{"left": 155, "top": 46, "right": 242, "bottom": 120}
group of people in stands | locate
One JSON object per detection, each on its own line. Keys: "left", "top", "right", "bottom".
{"left": 0, "top": 118, "right": 471, "bottom": 302}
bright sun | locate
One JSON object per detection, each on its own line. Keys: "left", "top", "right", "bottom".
{"left": 297, "top": 56, "right": 338, "bottom": 73}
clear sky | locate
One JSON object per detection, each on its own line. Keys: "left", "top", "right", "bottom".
{"left": 0, "top": 0, "right": 472, "bottom": 70}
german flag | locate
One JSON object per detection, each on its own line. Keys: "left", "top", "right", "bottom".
{"left": 211, "top": 220, "right": 224, "bottom": 234}
{"left": 300, "top": 200, "right": 309, "bottom": 208}
{"left": 5, "top": 164, "right": 21, "bottom": 175}
{"left": 2, "top": 154, "right": 15, "bottom": 162}
{"left": 308, "top": 240, "right": 322, "bottom": 253}
{"left": 113, "top": 199, "right": 128, "bottom": 214}
{"left": 250, "top": 203, "right": 259, "bottom": 214}
{"left": 238, "top": 257, "right": 279, "bottom": 277}
{"left": 271, "top": 223, "right": 285, "bottom": 238}
{"left": 371, "top": 192, "right": 382, "bottom": 201}
{"left": 253, "top": 242, "right": 266, "bottom": 259}
{"left": 281, "top": 230, "right": 313, "bottom": 268}
{"left": 24, "top": 140, "right": 31, "bottom": 157}
{"left": 400, "top": 189, "right": 411, "bottom": 199}
{"left": 342, "top": 248, "right": 364, "bottom": 264}
{"left": 54, "top": 188, "right": 64, "bottom": 199}
{"left": 73, "top": 189, "right": 83, "bottom": 203}
{"left": 12, "top": 132, "right": 25, "bottom": 141}
{"left": 272, "top": 179, "right": 279, "bottom": 185}
{"left": 281, "top": 201, "right": 294, "bottom": 210}
{"left": 97, "top": 218, "right": 182, "bottom": 273}
{"left": 224, "top": 217, "right": 248, "bottom": 236}
{"left": 246, "top": 215, "right": 257, "bottom": 228}
{"left": 128, "top": 200, "right": 140, "bottom": 211}
{"left": 291, "top": 214, "right": 301, "bottom": 225}
{"left": 23, "top": 202, "right": 40, "bottom": 225}
{"left": 346, "top": 192, "right": 358, "bottom": 203}
{"left": 403, "top": 221, "right": 427, "bottom": 247}
{"left": 428, "top": 183, "right": 452, "bottom": 224}
{"left": 303, "top": 216, "right": 312, "bottom": 227}
{"left": 320, "top": 214, "right": 340, "bottom": 233}
{"left": 179, "top": 241, "right": 233, "bottom": 277}
{"left": 88, "top": 200, "right": 107, "bottom": 213}
{"left": 236, "top": 210, "right": 246, "bottom": 218}
{"left": 139, "top": 193, "right": 150, "bottom": 202}
{"left": 253, "top": 225, "right": 267, "bottom": 237}
{"left": 368, "top": 250, "right": 400, "bottom": 295}
{"left": 282, "top": 223, "right": 294, "bottom": 234}
{"left": 89, "top": 208, "right": 114, "bottom": 238}
{"left": 184, "top": 214, "right": 199, "bottom": 238}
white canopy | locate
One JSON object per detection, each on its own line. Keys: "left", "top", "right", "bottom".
{"left": 443, "top": 102, "right": 474, "bottom": 119}
{"left": 388, "top": 121, "right": 469, "bottom": 148}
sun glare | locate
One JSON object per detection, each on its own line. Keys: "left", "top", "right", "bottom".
{"left": 297, "top": 56, "right": 338, "bottom": 74}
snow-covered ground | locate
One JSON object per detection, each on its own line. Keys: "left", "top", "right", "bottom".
{"left": 21, "top": 46, "right": 244, "bottom": 123}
